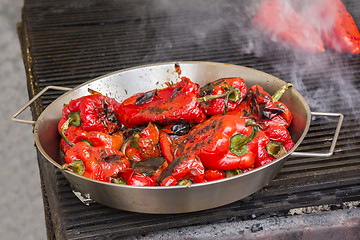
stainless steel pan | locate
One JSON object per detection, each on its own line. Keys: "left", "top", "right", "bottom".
{"left": 13, "top": 61, "right": 343, "bottom": 213}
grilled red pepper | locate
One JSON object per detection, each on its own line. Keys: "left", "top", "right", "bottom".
{"left": 123, "top": 123, "right": 161, "bottom": 161}
{"left": 204, "top": 169, "right": 226, "bottom": 182}
{"left": 172, "top": 115, "right": 256, "bottom": 170}
{"left": 59, "top": 89, "right": 122, "bottom": 134}
{"left": 60, "top": 126, "right": 124, "bottom": 153}
{"left": 117, "top": 77, "right": 206, "bottom": 127}
{"left": 62, "top": 141, "right": 130, "bottom": 182}
{"left": 157, "top": 153, "right": 205, "bottom": 186}
{"left": 252, "top": 0, "right": 325, "bottom": 53}
{"left": 264, "top": 125, "right": 295, "bottom": 152}
{"left": 113, "top": 157, "right": 167, "bottom": 186}
{"left": 138, "top": 123, "right": 161, "bottom": 159}
{"left": 248, "top": 131, "right": 275, "bottom": 168}
{"left": 159, "top": 129, "right": 175, "bottom": 163}
{"left": 198, "top": 77, "right": 247, "bottom": 116}
{"left": 306, "top": 0, "right": 360, "bottom": 54}
{"left": 229, "top": 84, "right": 292, "bottom": 130}
{"left": 248, "top": 127, "right": 293, "bottom": 168}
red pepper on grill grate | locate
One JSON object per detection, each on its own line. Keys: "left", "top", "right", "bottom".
{"left": 62, "top": 141, "right": 130, "bottom": 182}
{"left": 252, "top": 0, "right": 325, "bottom": 53}
{"left": 198, "top": 77, "right": 247, "bottom": 116}
{"left": 305, "top": 0, "right": 360, "bottom": 54}
{"left": 59, "top": 89, "right": 122, "bottom": 134}
{"left": 172, "top": 115, "right": 257, "bottom": 170}
{"left": 117, "top": 77, "right": 207, "bottom": 127}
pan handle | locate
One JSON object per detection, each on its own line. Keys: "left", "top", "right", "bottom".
{"left": 12, "top": 86, "right": 73, "bottom": 125}
{"left": 291, "top": 112, "right": 344, "bottom": 158}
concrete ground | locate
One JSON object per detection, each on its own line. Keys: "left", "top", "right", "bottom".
{"left": 0, "top": 0, "right": 47, "bottom": 239}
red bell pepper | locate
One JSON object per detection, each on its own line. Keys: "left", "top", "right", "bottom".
{"left": 229, "top": 84, "right": 292, "bottom": 130}
{"left": 248, "top": 131, "right": 275, "bottom": 168}
{"left": 62, "top": 141, "right": 130, "bottom": 182}
{"left": 157, "top": 153, "right": 205, "bottom": 186}
{"left": 117, "top": 77, "right": 206, "bottom": 127}
{"left": 123, "top": 123, "right": 161, "bottom": 161}
{"left": 159, "top": 129, "right": 175, "bottom": 164}
{"left": 264, "top": 125, "right": 295, "bottom": 152}
{"left": 59, "top": 126, "right": 124, "bottom": 153}
{"left": 198, "top": 77, "right": 247, "bottom": 116}
{"left": 252, "top": 0, "right": 325, "bottom": 53}
{"left": 204, "top": 169, "right": 226, "bottom": 182}
{"left": 306, "top": 0, "right": 360, "bottom": 54}
{"left": 138, "top": 123, "right": 161, "bottom": 159}
{"left": 113, "top": 157, "right": 168, "bottom": 186}
{"left": 59, "top": 90, "right": 122, "bottom": 134}
{"left": 172, "top": 115, "right": 256, "bottom": 170}
{"left": 248, "top": 127, "right": 294, "bottom": 168}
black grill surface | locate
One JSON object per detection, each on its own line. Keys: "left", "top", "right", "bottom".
{"left": 19, "top": 0, "right": 360, "bottom": 239}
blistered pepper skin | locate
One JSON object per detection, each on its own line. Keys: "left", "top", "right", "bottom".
{"left": 117, "top": 77, "right": 206, "bottom": 127}
{"left": 172, "top": 115, "right": 255, "bottom": 170}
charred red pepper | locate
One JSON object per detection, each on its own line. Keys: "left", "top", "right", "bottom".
{"left": 138, "top": 123, "right": 161, "bottom": 159}
{"left": 157, "top": 153, "right": 205, "bottom": 186}
{"left": 198, "top": 77, "right": 247, "bottom": 116}
{"left": 123, "top": 123, "right": 161, "bottom": 161}
{"left": 62, "top": 141, "right": 130, "bottom": 182}
{"left": 248, "top": 127, "right": 293, "bottom": 168}
{"left": 252, "top": 0, "right": 325, "bottom": 53}
{"left": 113, "top": 157, "right": 167, "bottom": 186}
{"left": 172, "top": 115, "right": 256, "bottom": 170}
{"left": 60, "top": 126, "right": 124, "bottom": 153}
{"left": 159, "top": 129, "right": 175, "bottom": 164}
{"left": 229, "top": 84, "right": 292, "bottom": 130}
{"left": 59, "top": 89, "right": 122, "bottom": 134}
{"left": 117, "top": 77, "right": 206, "bottom": 127}
{"left": 306, "top": 0, "right": 360, "bottom": 54}
{"left": 248, "top": 131, "right": 274, "bottom": 168}
{"left": 264, "top": 125, "right": 295, "bottom": 153}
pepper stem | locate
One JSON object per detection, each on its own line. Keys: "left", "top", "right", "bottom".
{"left": 59, "top": 118, "right": 75, "bottom": 147}
{"left": 266, "top": 141, "right": 287, "bottom": 159}
{"left": 62, "top": 159, "right": 85, "bottom": 175}
{"left": 59, "top": 111, "right": 83, "bottom": 147}
{"left": 272, "top": 83, "right": 293, "bottom": 102}
{"left": 197, "top": 85, "right": 242, "bottom": 104}
{"left": 230, "top": 124, "right": 258, "bottom": 157}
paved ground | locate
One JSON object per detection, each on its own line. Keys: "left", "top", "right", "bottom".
{"left": 0, "top": 0, "right": 47, "bottom": 239}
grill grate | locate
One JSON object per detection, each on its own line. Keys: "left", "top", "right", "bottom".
{"left": 20, "top": 0, "right": 360, "bottom": 239}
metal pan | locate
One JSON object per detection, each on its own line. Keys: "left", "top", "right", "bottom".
{"left": 13, "top": 61, "right": 343, "bottom": 213}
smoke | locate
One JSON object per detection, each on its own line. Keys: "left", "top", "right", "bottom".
{"left": 143, "top": 0, "right": 359, "bottom": 117}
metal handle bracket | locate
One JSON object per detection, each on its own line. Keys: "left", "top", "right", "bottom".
{"left": 291, "top": 112, "right": 344, "bottom": 158}
{"left": 12, "top": 86, "right": 72, "bottom": 125}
